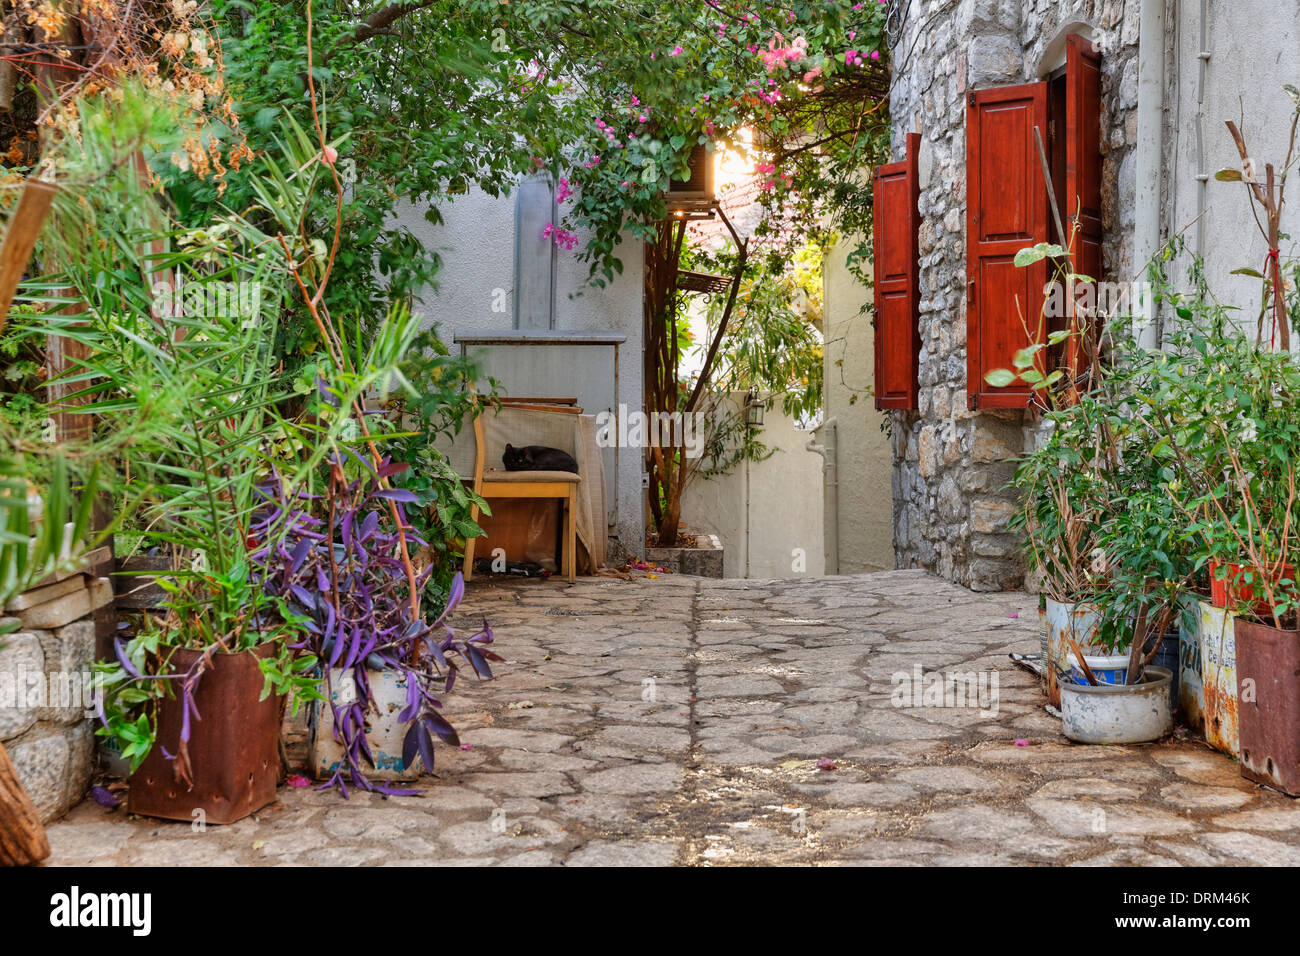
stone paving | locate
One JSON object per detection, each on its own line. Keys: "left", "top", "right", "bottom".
{"left": 43, "top": 570, "right": 1300, "bottom": 866}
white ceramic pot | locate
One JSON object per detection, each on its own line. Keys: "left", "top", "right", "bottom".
{"left": 307, "top": 667, "right": 419, "bottom": 781}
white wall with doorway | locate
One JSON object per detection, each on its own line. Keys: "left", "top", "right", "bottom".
{"left": 390, "top": 184, "right": 645, "bottom": 561}
{"left": 680, "top": 393, "right": 824, "bottom": 578}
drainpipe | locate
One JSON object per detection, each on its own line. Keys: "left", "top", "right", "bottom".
{"left": 806, "top": 418, "right": 839, "bottom": 575}
{"left": 1133, "top": 0, "right": 1166, "bottom": 348}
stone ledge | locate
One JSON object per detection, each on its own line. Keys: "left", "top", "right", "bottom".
{"left": 646, "top": 534, "right": 724, "bottom": 578}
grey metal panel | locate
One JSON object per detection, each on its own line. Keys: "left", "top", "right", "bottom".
{"left": 513, "top": 176, "right": 556, "bottom": 330}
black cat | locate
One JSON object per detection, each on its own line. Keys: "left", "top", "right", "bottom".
{"left": 502, "top": 443, "right": 579, "bottom": 474}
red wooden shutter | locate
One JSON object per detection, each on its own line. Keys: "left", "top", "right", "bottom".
{"left": 1066, "top": 36, "right": 1102, "bottom": 280}
{"left": 966, "top": 83, "right": 1049, "bottom": 409}
{"left": 872, "top": 131, "right": 920, "bottom": 410}
{"left": 1065, "top": 34, "right": 1103, "bottom": 383}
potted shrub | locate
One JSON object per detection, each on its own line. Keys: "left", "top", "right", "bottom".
{"left": 24, "top": 97, "right": 396, "bottom": 820}
{"left": 1166, "top": 343, "right": 1300, "bottom": 793}
{"left": 254, "top": 462, "right": 500, "bottom": 793}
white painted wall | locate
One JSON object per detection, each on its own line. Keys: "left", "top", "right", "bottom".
{"left": 822, "top": 236, "right": 894, "bottom": 573}
{"left": 681, "top": 394, "right": 825, "bottom": 578}
{"left": 1164, "top": 1, "right": 1299, "bottom": 320}
{"left": 390, "top": 186, "right": 646, "bottom": 560}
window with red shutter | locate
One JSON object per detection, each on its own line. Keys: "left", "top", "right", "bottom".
{"left": 872, "top": 131, "right": 920, "bottom": 410}
{"left": 965, "top": 35, "right": 1102, "bottom": 409}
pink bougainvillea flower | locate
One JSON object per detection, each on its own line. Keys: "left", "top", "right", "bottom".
{"left": 286, "top": 774, "right": 312, "bottom": 788}
{"left": 556, "top": 177, "right": 573, "bottom": 203}
{"left": 639, "top": 114, "right": 648, "bottom": 122}
{"left": 669, "top": 45, "right": 683, "bottom": 56}
{"left": 816, "top": 758, "right": 838, "bottom": 771}
{"left": 871, "top": 50, "right": 880, "bottom": 60}
{"left": 321, "top": 145, "right": 338, "bottom": 166}
{"left": 1013, "top": 739, "right": 1030, "bottom": 747}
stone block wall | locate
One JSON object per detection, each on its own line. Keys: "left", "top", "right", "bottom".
{"left": 887, "top": 0, "right": 1142, "bottom": 590}
{"left": 1, "top": 576, "right": 111, "bottom": 823}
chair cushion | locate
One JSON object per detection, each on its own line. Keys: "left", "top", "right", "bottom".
{"left": 483, "top": 468, "right": 581, "bottom": 483}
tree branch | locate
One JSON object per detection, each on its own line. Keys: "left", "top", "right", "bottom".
{"left": 353, "top": 1, "right": 439, "bottom": 43}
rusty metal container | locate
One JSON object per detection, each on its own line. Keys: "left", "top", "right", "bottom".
{"left": 1045, "top": 598, "right": 1105, "bottom": 708}
{"left": 129, "top": 643, "right": 284, "bottom": 825}
{"left": 1197, "top": 600, "right": 1240, "bottom": 757}
{"left": 1178, "top": 611, "right": 1205, "bottom": 732}
{"left": 1234, "top": 617, "right": 1300, "bottom": 796}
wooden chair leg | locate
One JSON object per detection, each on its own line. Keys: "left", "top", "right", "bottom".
{"left": 463, "top": 501, "right": 481, "bottom": 581}
{"left": 564, "top": 490, "right": 576, "bottom": 582}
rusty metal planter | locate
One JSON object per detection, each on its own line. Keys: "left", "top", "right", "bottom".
{"left": 1045, "top": 598, "right": 1106, "bottom": 708}
{"left": 1197, "top": 600, "right": 1240, "bottom": 757}
{"left": 1178, "top": 608, "right": 1205, "bottom": 733}
{"left": 1234, "top": 617, "right": 1300, "bottom": 796}
{"left": 129, "top": 643, "right": 283, "bottom": 825}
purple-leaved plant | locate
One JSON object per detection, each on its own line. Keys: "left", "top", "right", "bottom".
{"left": 252, "top": 455, "right": 499, "bottom": 796}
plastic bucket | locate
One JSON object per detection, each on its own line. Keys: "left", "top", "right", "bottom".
{"left": 1068, "top": 651, "right": 1129, "bottom": 686}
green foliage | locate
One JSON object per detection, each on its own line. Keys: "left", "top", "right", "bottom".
{"left": 381, "top": 328, "right": 497, "bottom": 603}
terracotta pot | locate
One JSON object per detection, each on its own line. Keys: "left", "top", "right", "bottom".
{"left": 129, "top": 642, "right": 284, "bottom": 825}
{"left": 1234, "top": 617, "right": 1300, "bottom": 796}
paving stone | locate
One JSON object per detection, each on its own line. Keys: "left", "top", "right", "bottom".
{"left": 890, "top": 766, "right": 1014, "bottom": 793}
{"left": 581, "top": 763, "right": 682, "bottom": 795}
{"left": 1200, "top": 831, "right": 1300, "bottom": 866}
{"left": 37, "top": 571, "right": 1294, "bottom": 868}
{"left": 1026, "top": 798, "right": 1198, "bottom": 838}
{"left": 1212, "top": 806, "right": 1300, "bottom": 832}
{"left": 1159, "top": 783, "right": 1255, "bottom": 810}
{"left": 564, "top": 840, "right": 680, "bottom": 866}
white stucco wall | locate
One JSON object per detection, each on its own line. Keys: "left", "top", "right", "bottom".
{"left": 1164, "top": 1, "right": 1299, "bottom": 319}
{"left": 390, "top": 186, "right": 646, "bottom": 560}
{"left": 822, "top": 236, "right": 894, "bottom": 573}
{"left": 681, "top": 395, "right": 825, "bottom": 578}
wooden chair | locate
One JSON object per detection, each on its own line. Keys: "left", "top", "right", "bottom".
{"left": 461, "top": 401, "right": 581, "bottom": 583}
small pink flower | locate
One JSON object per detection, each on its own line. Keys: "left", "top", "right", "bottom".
{"left": 322, "top": 145, "right": 338, "bottom": 166}
{"left": 1013, "top": 739, "right": 1030, "bottom": 747}
{"left": 669, "top": 45, "right": 683, "bottom": 57}
{"left": 871, "top": 50, "right": 880, "bottom": 61}
{"left": 287, "top": 774, "right": 311, "bottom": 788}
